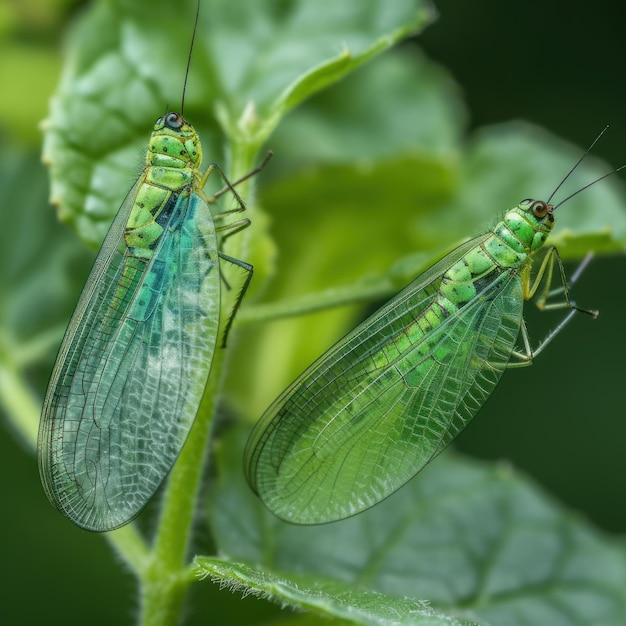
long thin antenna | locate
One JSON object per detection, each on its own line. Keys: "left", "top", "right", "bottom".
{"left": 553, "top": 164, "right": 626, "bottom": 209}
{"left": 180, "top": 0, "right": 201, "bottom": 116}
{"left": 547, "top": 125, "right": 609, "bottom": 204}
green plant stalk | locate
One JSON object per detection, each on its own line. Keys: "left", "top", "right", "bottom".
{"left": 1, "top": 328, "right": 156, "bottom": 572}
{"left": 229, "top": 138, "right": 264, "bottom": 256}
{"left": 107, "top": 524, "right": 150, "bottom": 574}
{"left": 238, "top": 278, "right": 396, "bottom": 325}
{"left": 0, "top": 362, "right": 39, "bottom": 444}
{"left": 137, "top": 140, "right": 261, "bottom": 626}
{"left": 0, "top": 348, "right": 41, "bottom": 447}
{"left": 0, "top": 116, "right": 270, "bottom": 623}
{"left": 138, "top": 347, "right": 227, "bottom": 626}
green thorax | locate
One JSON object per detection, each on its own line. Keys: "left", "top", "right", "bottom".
{"left": 438, "top": 199, "right": 555, "bottom": 308}
{"left": 147, "top": 112, "right": 203, "bottom": 174}
{"left": 482, "top": 199, "right": 555, "bottom": 272}
{"left": 125, "top": 112, "right": 203, "bottom": 254}
{"left": 496, "top": 199, "right": 555, "bottom": 255}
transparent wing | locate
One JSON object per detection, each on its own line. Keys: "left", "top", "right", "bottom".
{"left": 245, "top": 236, "right": 524, "bottom": 523}
{"left": 39, "top": 190, "right": 219, "bottom": 531}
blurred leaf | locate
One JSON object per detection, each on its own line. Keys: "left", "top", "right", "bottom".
{"left": 227, "top": 46, "right": 465, "bottom": 417}
{"left": 0, "top": 144, "right": 91, "bottom": 345}
{"left": 0, "top": 0, "right": 77, "bottom": 145}
{"left": 42, "top": 0, "right": 435, "bottom": 247}
{"left": 264, "top": 120, "right": 626, "bottom": 307}
{"left": 438, "top": 122, "right": 626, "bottom": 259}
{"left": 0, "top": 43, "right": 61, "bottom": 144}
{"left": 0, "top": 140, "right": 91, "bottom": 441}
{"left": 14, "top": 2, "right": 626, "bottom": 624}
{"left": 197, "top": 557, "right": 478, "bottom": 626}
{"left": 229, "top": 117, "right": 626, "bottom": 417}
{"left": 270, "top": 47, "right": 464, "bottom": 166}
{"left": 207, "top": 428, "right": 626, "bottom": 626}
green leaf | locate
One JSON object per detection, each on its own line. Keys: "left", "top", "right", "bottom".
{"left": 226, "top": 47, "right": 465, "bottom": 417}
{"left": 439, "top": 122, "right": 626, "bottom": 259}
{"left": 262, "top": 120, "right": 626, "bottom": 312}
{"left": 17, "top": 2, "right": 626, "bottom": 624}
{"left": 207, "top": 428, "right": 626, "bottom": 626}
{"left": 196, "top": 557, "right": 478, "bottom": 626}
{"left": 0, "top": 141, "right": 91, "bottom": 444}
{"left": 42, "top": 0, "right": 435, "bottom": 247}
{"left": 0, "top": 43, "right": 61, "bottom": 145}
{"left": 270, "top": 47, "right": 463, "bottom": 165}
{"left": 230, "top": 99, "right": 626, "bottom": 423}
{"left": 210, "top": 0, "right": 436, "bottom": 141}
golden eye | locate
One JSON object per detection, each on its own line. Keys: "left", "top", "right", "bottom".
{"left": 531, "top": 200, "right": 549, "bottom": 218}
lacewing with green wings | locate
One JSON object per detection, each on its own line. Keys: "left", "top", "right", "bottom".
{"left": 38, "top": 6, "right": 268, "bottom": 532}
{"left": 244, "top": 130, "right": 623, "bottom": 524}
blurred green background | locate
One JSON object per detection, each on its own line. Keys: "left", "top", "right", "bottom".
{"left": 1, "top": 0, "right": 625, "bottom": 624}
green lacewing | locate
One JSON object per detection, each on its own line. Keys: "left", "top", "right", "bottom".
{"left": 245, "top": 131, "right": 622, "bottom": 524}
{"left": 38, "top": 4, "right": 266, "bottom": 532}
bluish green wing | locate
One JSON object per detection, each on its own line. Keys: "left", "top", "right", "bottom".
{"left": 245, "top": 236, "right": 524, "bottom": 523}
{"left": 38, "top": 177, "right": 143, "bottom": 523}
{"left": 39, "top": 190, "right": 219, "bottom": 531}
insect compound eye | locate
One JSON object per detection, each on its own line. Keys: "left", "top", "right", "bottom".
{"left": 165, "top": 112, "right": 183, "bottom": 129}
{"left": 530, "top": 200, "right": 549, "bottom": 218}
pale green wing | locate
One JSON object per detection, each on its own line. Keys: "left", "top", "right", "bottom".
{"left": 39, "top": 190, "right": 219, "bottom": 531}
{"left": 245, "top": 235, "right": 524, "bottom": 523}
{"left": 38, "top": 177, "right": 143, "bottom": 509}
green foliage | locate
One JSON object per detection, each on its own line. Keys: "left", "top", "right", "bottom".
{"left": 197, "top": 559, "right": 479, "bottom": 626}
{"left": 2, "top": 0, "right": 626, "bottom": 624}
{"left": 44, "top": 0, "right": 433, "bottom": 247}
{"left": 0, "top": 148, "right": 92, "bottom": 444}
{"left": 207, "top": 430, "right": 626, "bottom": 625}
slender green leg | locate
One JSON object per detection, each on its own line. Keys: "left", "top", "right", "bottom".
{"left": 508, "top": 310, "right": 579, "bottom": 367}
{"left": 217, "top": 252, "right": 253, "bottom": 346}
{"left": 214, "top": 212, "right": 254, "bottom": 346}
{"left": 535, "top": 250, "right": 598, "bottom": 316}
{"left": 541, "top": 252, "right": 596, "bottom": 313}
{"left": 508, "top": 251, "right": 597, "bottom": 367}
{"left": 198, "top": 155, "right": 270, "bottom": 344}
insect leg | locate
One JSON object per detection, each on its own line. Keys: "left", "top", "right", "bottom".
{"left": 209, "top": 151, "right": 273, "bottom": 210}
{"left": 508, "top": 251, "right": 597, "bottom": 368}
{"left": 215, "top": 217, "right": 251, "bottom": 242}
{"left": 523, "top": 245, "right": 556, "bottom": 304}
{"left": 540, "top": 252, "right": 596, "bottom": 314}
{"left": 214, "top": 217, "right": 252, "bottom": 291}
{"left": 199, "top": 153, "right": 271, "bottom": 345}
{"left": 199, "top": 163, "right": 247, "bottom": 213}
{"left": 217, "top": 252, "right": 253, "bottom": 347}
{"left": 507, "top": 308, "right": 580, "bottom": 367}
{"left": 527, "top": 247, "right": 597, "bottom": 317}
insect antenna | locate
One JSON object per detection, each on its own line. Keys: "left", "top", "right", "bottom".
{"left": 180, "top": 0, "right": 201, "bottom": 116}
{"left": 547, "top": 125, "right": 609, "bottom": 204}
{"left": 553, "top": 163, "right": 626, "bottom": 209}
{"left": 544, "top": 124, "right": 626, "bottom": 209}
